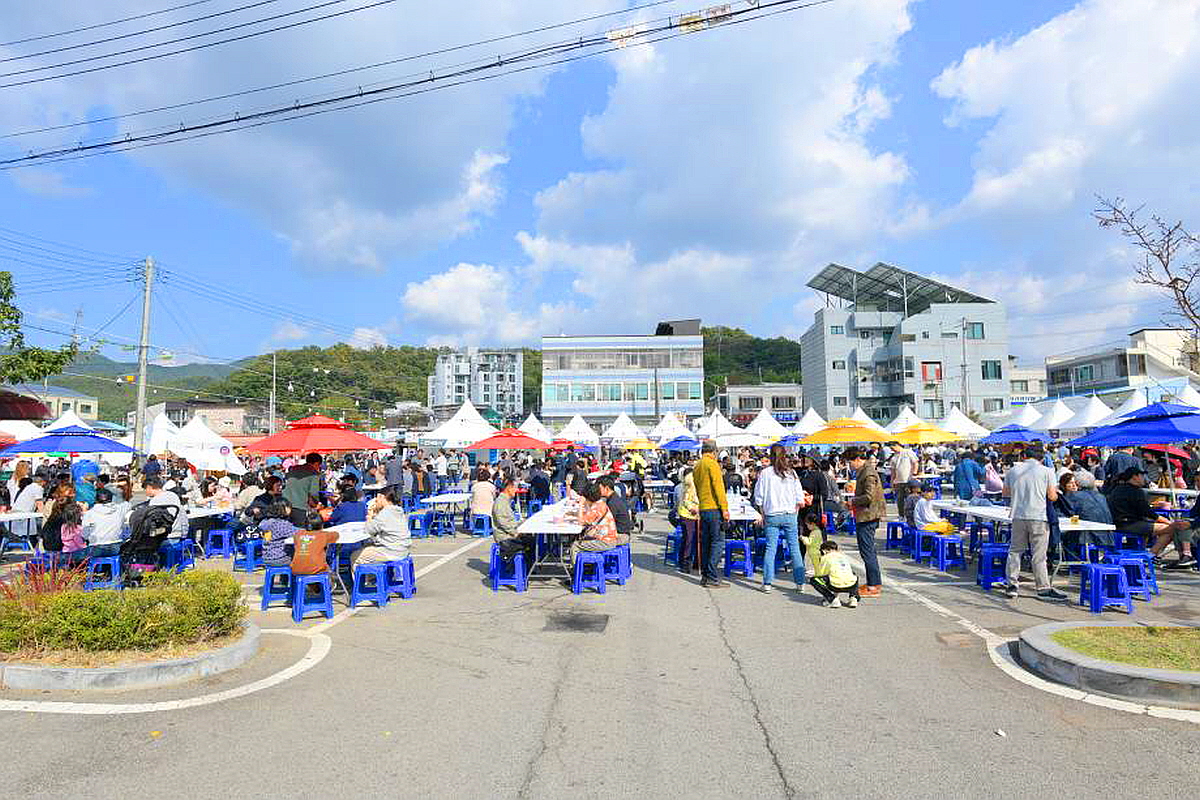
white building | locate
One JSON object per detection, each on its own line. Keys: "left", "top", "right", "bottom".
{"left": 1044, "top": 327, "right": 1200, "bottom": 400}
{"left": 800, "top": 263, "right": 1010, "bottom": 424}
{"left": 716, "top": 383, "right": 803, "bottom": 427}
{"left": 426, "top": 348, "right": 523, "bottom": 422}
{"left": 1007, "top": 356, "right": 1046, "bottom": 406}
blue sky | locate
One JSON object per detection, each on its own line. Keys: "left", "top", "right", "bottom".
{"left": 0, "top": 0, "right": 1196, "bottom": 367}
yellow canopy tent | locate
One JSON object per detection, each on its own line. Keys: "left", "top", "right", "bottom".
{"left": 892, "top": 422, "right": 960, "bottom": 446}
{"left": 799, "top": 418, "right": 891, "bottom": 445}
{"left": 623, "top": 437, "right": 657, "bottom": 450}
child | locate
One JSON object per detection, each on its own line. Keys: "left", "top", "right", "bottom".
{"left": 914, "top": 482, "right": 955, "bottom": 534}
{"left": 799, "top": 508, "right": 825, "bottom": 581}
{"left": 809, "top": 540, "right": 859, "bottom": 608}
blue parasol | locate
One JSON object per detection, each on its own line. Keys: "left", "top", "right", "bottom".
{"left": 659, "top": 435, "right": 701, "bottom": 452}
{"left": 1118, "top": 401, "right": 1200, "bottom": 420}
{"left": 980, "top": 424, "right": 1051, "bottom": 444}
{"left": 0, "top": 425, "right": 138, "bottom": 457}
{"left": 1069, "top": 408, "right": 1200, "bottom": 447}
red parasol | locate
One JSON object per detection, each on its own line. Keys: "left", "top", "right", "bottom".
{"left": 1140, "top": 444, "right": 1192, "bottom": 460}
{"left": 466, "top": 428, "right": 551, "bottom": 450}
{"left": 0, "top": 390, "right": 50, "bottom": 420}
{"left": 246, "top": 415, "right": 389, "bottom": 455}
{"left": 547, "top": 439, "right": 575, "bottom": 451}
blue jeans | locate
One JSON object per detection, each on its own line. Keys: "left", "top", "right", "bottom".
{"left": 856, "top": 518, "right": 882, "bottom": 586}
{"left": 699, "top": 509, "right": 725, "bottom": 581}
{"left": 85, "top": 542, "right": 122, "bottom": 560}
{"left": 762, "top": 513, "right": 803, "bottom": 587}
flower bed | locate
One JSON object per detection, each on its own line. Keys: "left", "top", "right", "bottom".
{"left": 0, "top": 568, "right": 246, "bottom": 658}
{"left": 1051, "top": 625, "right": 1200, "bottom": 672}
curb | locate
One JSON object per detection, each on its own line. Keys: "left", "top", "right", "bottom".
{"left": 0, "top": 623, "right": 260, "bottom": 692}
{"left": 1018, "top": 621, "right": 1200, "bottom": 709}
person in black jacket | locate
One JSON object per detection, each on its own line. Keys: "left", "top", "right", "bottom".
{"left": 1106, "top": 466, "right": 1193, "bottom": 567}
{"left": 598, "top": 476, "right": 633, "bottom": 544}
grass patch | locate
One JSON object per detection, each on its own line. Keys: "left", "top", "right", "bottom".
{"left": 1051, "top": 626, "right": 1200, "bottom": 672}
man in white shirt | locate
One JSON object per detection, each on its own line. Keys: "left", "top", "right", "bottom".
{"left": 11, "top": 475, "right": 44, "bottom": 513}
{"left": 889, "top": 442, "right": 918, "bottom": 518}
{"left": 1002, "top": 445, "right": 1067, "bottom": 602}
{"left": 82, "top": 488, "right": 128, "bottom": 558}
{"left": 144, "top": 476, "right": 188, "bottom": 540}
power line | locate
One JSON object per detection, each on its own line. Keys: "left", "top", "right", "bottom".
{"left": 0, "top": 0, "right": 677, "bottom": 141}
{"left": 0, "top": 0, "right": 219, "bottom": 47}
{"left": 1, "top": 0, "right": 288, "bottom": 62}
{"left": 0, "top": 0, "right": 403, "bottom": 89}
{"left": 0, "top": 0, "right": 839, "bottom": 165}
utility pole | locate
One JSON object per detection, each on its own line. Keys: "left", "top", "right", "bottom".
{"left": 269, "top": 351, "right": 277, "bottom": 434}
{"left": 132, "top": 257, "right": 155, "bottom": 462}
{"left": 653, "top": 365, "right": 660, "bottom": 419}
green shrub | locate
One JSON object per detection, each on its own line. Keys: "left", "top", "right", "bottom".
{"left": 0, "top": 570, "right": 246, "bottom": 655}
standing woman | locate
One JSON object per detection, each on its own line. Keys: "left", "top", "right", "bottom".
{"left": 676, "top": 467, "right": 700, "bottom": 574}
{"left": 6, "top": 460, "right": 29, "bottom": 500}
{"left": 753, "top": 444, "right": 808, "bottom": 593}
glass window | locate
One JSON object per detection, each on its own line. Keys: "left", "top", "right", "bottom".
{"left": 921, "top": 362, "right": 942, "bottom": 382}
{"left": 830, "top": 325, "right": 844, "bottom": 335}
{"left": 660, "top": 382, "right": 675, "bottom": 400}
{"left": 689, "top": 382, "right": 702, "bottom": 400}
{"left": 771, "top": 396, "right": 795, "bottom": 410}
{"left": 832, "top": 360, "right": 846, "bottom": 370}
{"left": 921, "top": 331, "right": 929, "bottom": 339}
{"left": 738, "top": 396, "right": 763, "bottom": 411}
{"left": 922, "top": 399, "right": 944, "bottom": 418}
{"left": 80, "top": 404, "right": 92, "bottom": 414}
{"left": 543, "top": 385, "right": 555, "bottom": 403}
{"left": 983, "top": 398, "right": 1005, "bottom": 412}
{"left": 556, "top": 384, "right": 569, "bottom": 402}
{"left": 1075, "top": 364, "right": 1094, "bottom": 383}
{"left": 903, "top": 357, "right": 914, "bottom": 378}
{"left": 636, "top": 383, "right": 649, "bottom": 401}
{"left": 860, "top": 331, "right": 871, "bottom": 340}
{"left": 61, "top": 402, "right": 72, "bottom": 410}
{"left": 966, "top": 322, "right": 985, "bottom": 340}
{"left": 1011, "top": 379, "right": 1029, "bottom": 393}
{"left": 900, "top": 334, "right": 916, "bottom": 343}
{"left": 941, "top": 331, "right": 958, "bottom": 339}
{"left": 832, "top": 396, "right": 848, "bottom": 407}
{"left": 981, "top": 360, "right": 1002, "bottom": 380}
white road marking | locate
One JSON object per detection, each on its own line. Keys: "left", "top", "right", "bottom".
{"left": 0, "top": 539, "right": 487, "bottom": 715}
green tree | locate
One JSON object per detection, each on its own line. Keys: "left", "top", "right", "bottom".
{"left": 0, "top": 271, "right": 79, "bottom": 383}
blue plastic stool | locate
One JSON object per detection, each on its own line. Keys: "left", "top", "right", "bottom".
{"left": 932, "top": 535, "right": 966, "bottom": 571}
{"left": 571, "top": 551, "right": 607, "bottom": 595}
{"left": 429, "top": 510, "right": 455, "bottom": 537}
{"left": 384, "top": 557, "right": 415, "bottom": 599}
{"left": 845, "top": 513, "right": 857, "bottom": 535}
{"left": 723, "top": 539, "right": 754, "bottom": 578}
{"left": 24, "top": 552, "right": 60, "bottom": 576}
{"left": 664, "top": 529, "right": 682, "bottom": 565}
{"left": 885, "top": 521, "right": 904, "bottom": 550}
{"left": 1110, "top": 549, "right": 1158, "bottom": 595}
{"left": 84, "top": 555, "right": 122, "bottom": 590}
{"left": 261, "top": 566, "right": 293, "bottom": 610}
{"left": 1079, "top": 563, "right": 1133, "bottom": 614}
{"left": 912, "top": 526, "right": 936, "bottom": 565}
{"left": 603, "top": 546, "right": 628, "bottom": 585}
{"left": 976, "top": 543, "right": 1009, "bottom": 590}
{"left": 351, "top": 563, "right": 390, "bottom": 608}
{"left": 528, "top": 499, "right": 543, "bottom": 515}
{"left": 291, "top": 574, "right": 334, "bottom": 622}
{"left": 471, "top": 514, "right": 493, "bottom": 537}
{"left": 233, "top": 538, "right": 264, "bottom": 572}
{"left": 489, "top": 544, "right": 527, "bottom": 592}
{"left": 204, "top": 528, "right": 233, "bottom": 558}
{"left": 825, "top": 512, "right": 836, "bottom": 534}
{"left": 408, "top": 511, "right": 432, "bottom": 538}
{"left": 158, "top": 539, "right": 195, "bottom": 573}
{"left": 0, "top": 535, "right": 34, "bottom": 558}
{"left": 1116, "top": 556, "right": 1154, "bottom": 601}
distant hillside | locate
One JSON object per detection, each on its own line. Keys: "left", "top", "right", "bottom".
{"left": 703, "top": 325, "right": 802, "bottom": 390}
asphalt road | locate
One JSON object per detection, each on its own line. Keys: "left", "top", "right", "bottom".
{"left": 4, "top": 511, "right": 1200, "bottom": 799}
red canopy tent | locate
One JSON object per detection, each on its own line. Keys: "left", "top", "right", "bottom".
{"left": 466, "top": 428, "right": 551, "bottom": 450}
{"left": 246, "top": 415, "right": 389, "bottom": 455}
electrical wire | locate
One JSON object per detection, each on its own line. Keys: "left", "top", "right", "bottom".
{"left": 0, "top": 224, "right": 143, "bottom": 261}
{"left": 0, "top": 0, "right": 677, "bottom": 141}
{"left": 0, "top": 0, "right": 219, "bottom": 47}
{"left": 0, "top": 0, "right": 289, "bottom": 62}
{"left": 0, "top": 0, "right": 403, "bottom": 88}
{"left": 88, "top": 291, "right": 142, "bottom": 338}
{"left": 0, "top": 0, "right": 838, "bottom": 165}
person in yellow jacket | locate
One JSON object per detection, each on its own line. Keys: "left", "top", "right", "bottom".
{"left": 692, "top": 441, "right": 729, "bottom": 588}
{"left": 809, "top": 539, "right": 860, "bottom": 608}
{"left": 675, "top": 467, "right": 700, "bottom": 573}
{"left": 799, "top": 508, "right": 826, "bottom": 579}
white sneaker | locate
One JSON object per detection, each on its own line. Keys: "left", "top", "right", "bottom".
{"left": 828, "top": 596, "right": 842, "bottom": 609}
{"left": 760, "top": 584, "right": 772, "bottom": 593}
{"left": 846, "top": 595, "right": 858, "bottom": 608}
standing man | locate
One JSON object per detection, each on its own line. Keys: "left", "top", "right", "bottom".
{"left": 846, "top": 447, "right": 884, "bottom": 597}
{"left": 283, "top": 453, "right": 323, "bottom": 527}
{"left": 384, "top": 452, "right": 405, "bottom": 493}
{"left": 692, "top": 440, "right": 729, "bottom": 589}
{"left": 1002, "top": 444, "right": 1068, "bottom": 601}
{"left": 433, "top": 449, "right": 449, "bottom": 491}
{"left": 888, "top": 441, "right": 917, "bottom": 518}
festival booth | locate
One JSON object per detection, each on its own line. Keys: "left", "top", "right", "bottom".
{"left": 601, "top": 412, "right": 646, "bottom": 446}
{"left": 744, "top": 408, "right": 789, "bottom": 440}
{"left": 941, "top": 407, "right": 989, "bottom": 439}
{"left": 885, "top": 405, "right": 923, "bottom": 434}
{"left": 647, "top": 412, "right": 692, "bottom": 442}
{"left": 557, "top": 414, "right": 601, "bottom": 449}
{"left": 517, "top": 413, "right": 553, "bottom": 443}
{"left": 420, "top": 400, "right": 497, "bottom": 449}
{"left": 791, "top": 408, "right": 826, "bottom": 436}
{"left": 169, "top": 416, "right": 246, "bottom": 474}
{"left": 693, "top": 409, "right": 741, "bottom": 439}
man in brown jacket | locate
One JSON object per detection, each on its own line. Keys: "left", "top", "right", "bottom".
{"left": 846, "top": 447, "right": 884, "bottom": 597}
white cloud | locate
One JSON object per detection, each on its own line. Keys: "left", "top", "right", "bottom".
{"left": 268, "top": 320, "right": 309, "bottom": 343}
{"left": 346, "top": 326, "right": 389, "bottom": 349}
{"left": 9, "top": 169, "right": 92, "bottom": 198}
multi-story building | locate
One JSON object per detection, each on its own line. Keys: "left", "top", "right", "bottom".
{"left": 127, "top": 400, "right": 271, "bottom": 438}
{"left": 716, "top": 383, "right": 804, "bottom": 426}
{"left": 540, "top": 320, "right": 705, "bottom": 427}
{"left": 426, "top": 348, "right": 523, "bottom": 423}
{"left": 799, "top": 263, "right": 1010, "bottom": 424}
{"left": 1007, "top": 356, "right": 1046, "bottom": 406}
{"left": 1044, "top": 327, "right": 1200, "bottom": 400}
{"left": 8, "top": 383, "right": 99, "bottom": 421}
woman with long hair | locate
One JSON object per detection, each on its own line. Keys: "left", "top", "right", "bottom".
{"left": 6, "top": 460, "right": 29, "bottom": 501}
{"left": 752, "top": 443, "right": 808, "bottom": 593}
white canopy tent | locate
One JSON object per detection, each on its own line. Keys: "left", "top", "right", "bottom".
{"left": 1176, "top": 384, "right": 1200, "bottom": 408}
{"left": 557, "top": 414, "right": 600, "bottom": 447}
{"left": 169, "top": 416, "right": 246, "bottom": 474}
{"left": 850, "top": 407, "right": 887, "bottom": 433}
{"left": 1059, "top": 396, "right": 1112, "bottom": 431}
{"left": 0, "top": 419, "right": 43, "bottom": 441}
{"left": 744, "top": 408, "right": 789, "bottom": 439}
{"left": 694, "top": 409, "right": 741, "bottom": 438}
{"left": 942, "top": 407, "right": 989, "bottom": 438}
{"left": 45, "top": 409, "right": 93, "bottom": 431}
{"left": 647, "top": 412, "right": 693, "bottom": 442}
{"left": 145, "top": 412, "right": 180, "bottom": 455}
{"left": 601, "top": 412, "right": 646, "bottom": 445}
{"left": 1033, "top": 399, "right": 1075, "bottom": 431}
{"left": 517, "top": 413, "right": 553, "bottom": 443}
{"left": 791, "top": 408, "right": 826, "bottom": 436}
{"left": 1006, "top": 404, "right": 1043, "bottom": 429}
{"left": 884, "top": 405, "right": 923, "bottom": 434}
{"left": 716, "top": 431, "right": 772, "bottom": 449}
{"left": 421, "top": 399, "right": 498, "bottom": 448}
{"left": 1094, "top": 388, "right": 1148, "bottom": 427}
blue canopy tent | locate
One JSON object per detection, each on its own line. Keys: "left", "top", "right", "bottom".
{"left": 980, "top": 424, "right": 1050, "bottom": 444}
{"left": 659, "top": 436, "right": 701, "bottom": 452}
{"left": 1069, "top": 410, "right": 1200, "bottom": 447}
{"left": 0, "top": 425, "right": 138, "bottom": 457}
{"left": 1116, "top": 402, "right": 1200, "bottom": 421}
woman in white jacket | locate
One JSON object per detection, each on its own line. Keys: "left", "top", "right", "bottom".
{"left": 752, "top": 444, "right": 809, "bottom": 593}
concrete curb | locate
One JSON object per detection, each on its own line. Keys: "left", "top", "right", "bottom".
{"left": 1018, "top": 621, "right": 1200, "bottom": 709}
{"left": 0, "top": 623, "right": 260, "bottom": 692}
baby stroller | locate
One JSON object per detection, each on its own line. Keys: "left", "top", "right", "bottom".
{"left": 120, "top": 503, "right": 179, "bottom": 585}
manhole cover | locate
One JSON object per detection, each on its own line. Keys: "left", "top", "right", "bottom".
{"left": 543, "top": 612, "right": 610, "bottom": 633}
